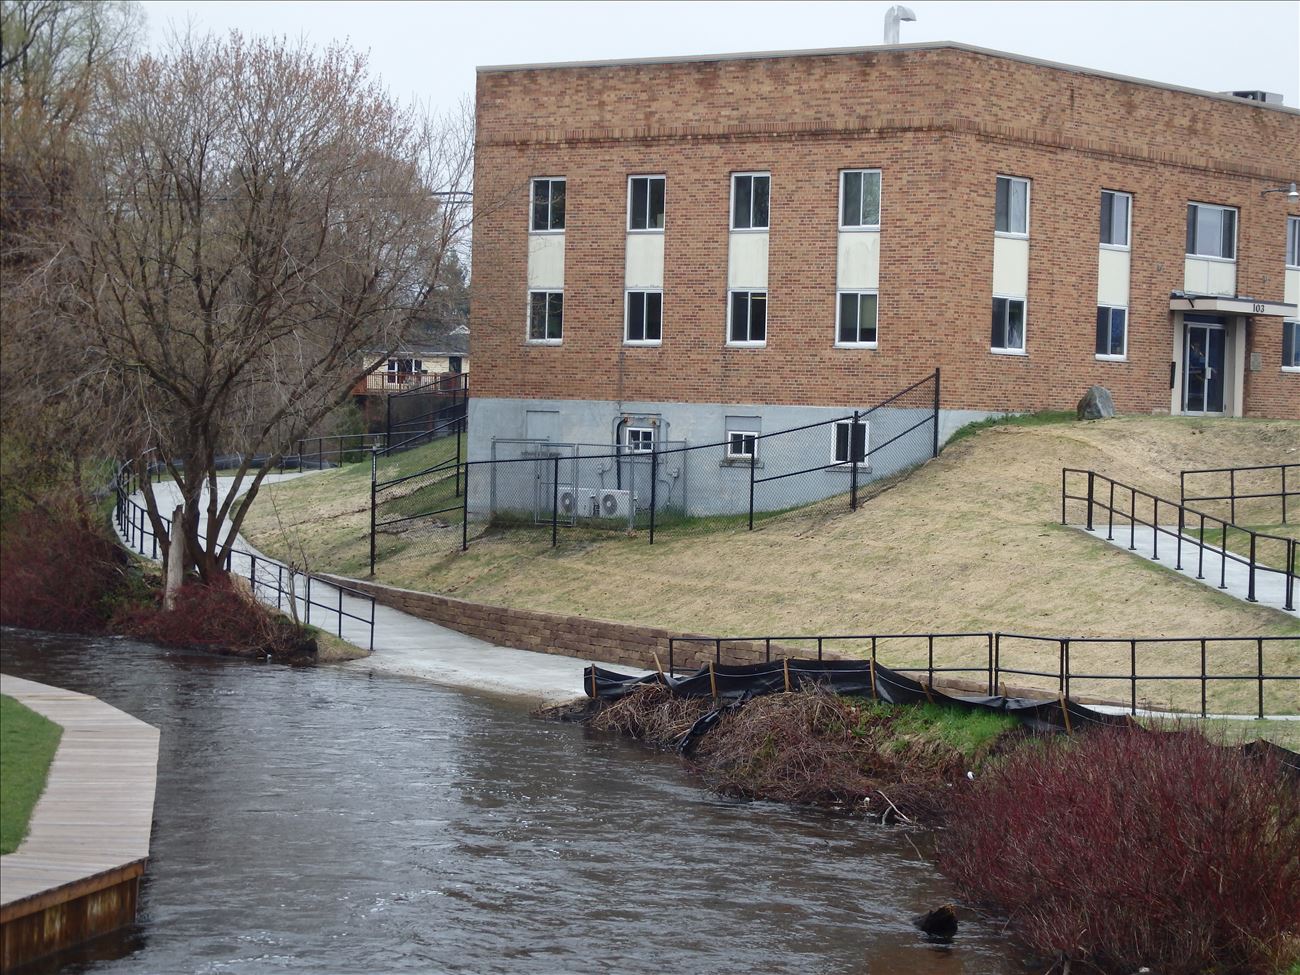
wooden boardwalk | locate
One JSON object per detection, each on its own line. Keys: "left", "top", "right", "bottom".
{"left": 0, "top": 674, "right": 160, "bottom": 969}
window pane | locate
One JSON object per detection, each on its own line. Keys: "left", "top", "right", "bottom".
{"left": 532, "top": 182, "right": 548, "bottom": 231}
{"left": 1186, "top": 204, "right": 1196, "bottom": 254}
{"left": 547, "top": 292, "right": 563, "bottom": 338}
{"left": 842, "top": 171, "right": 862, "bottom": 226}
{"left": 1110, "top": 308, "right": 1126, "bottom": 356}
{"left": 862, "top": 172, "right": 880, "bottom": 226}
{"left": 1009, "top": 180, "right": 1027, "bottom": 234}
{"left": 529, "top": 293, "right": 546, "bottom": 339}
{"left": 1095, "top": 307, "right": 1109, "bottom": 355}
{"left": 1113, "top": 193, "right": 1129, "bottom": 246}
{"left": 1284, "top": 323, "right": 1297, "bottom": 368}
{"left": 1196, "top": 205, "right": 1221, "bottom": 257}
{"left": 550, "top": 181, "right": 565, "bottom": 230}
{"left": 645, "top": 292, "right": 662, "bottom": 340}
{"left": 852, "top": 423, "right": 867, "bottom": 463}
{"left": 1221, "top": 208, "right": 1235, "bottom": 260}
{"left": 838, "top": 292, "right": 858, "bottom": 342}
{"left": 1100, "top": 193, "right": 1113, "bottom": 244}
{"left": 992, "top": 297, "right": 1006, "bottom": 347}
{"left": 835, "top": 423, "right": 849, "bottom": 463}
{"left": 733, "top": 175, "right": 751, "bottom": 229}
{"left": 730, "top": 291, "right": 748, "bottom": 341}
{"left": 649, "top": 177, "right": 665, "bottom": 229}
{"left": 752, "top": 175, "right": 769, "bottom": 228}
{"left": 630, "top": 178, "right": 648, "bottom": 230}
{"left": 750, "top": 293, "right": 766, "bottom": 341}
{"left": 858, "top": 293, "right": 878, "bottom": 342}
{"left": 1007, "top": 299, "right": 1024, "bottom": 349}
{"left": 628, "top": 292, "right": 645, "bottom": 340}
{"left": 995, "top": 177, "right": 1010, "bottom": 233}
{"left": 1289, "top": 218, "right": 1300, "bottom": 266}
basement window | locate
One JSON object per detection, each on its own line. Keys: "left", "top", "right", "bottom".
{"left": 625, "top": 427, "right": 654, "bottom": 453}
{"left": 832, "top": 420, "right": 869, "bottom": 467}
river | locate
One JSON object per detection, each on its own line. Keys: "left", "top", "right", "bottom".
{"left": 1, "top": 629, "right": 1029, "bottom": 974}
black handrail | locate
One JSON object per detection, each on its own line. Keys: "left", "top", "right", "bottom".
{"left": 1180, "top": 462, "right": 1296, "bottom": 525}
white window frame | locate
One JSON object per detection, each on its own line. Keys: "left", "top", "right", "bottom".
{"left": 726, "top": 430, "right": 758, "bottom": 460}
{"left": 994, "top": 175, "right": 1031, "bottom": 238}
{"left": 530, "top": 177, "right": 566, "bottom": 234}
{"left": 726, "top": 289, "right": 767, "bottom": 347}
{"left": 838, "top": 169, "right": 882, "bottom": 231}
{"left": 1283, "top": 320, "right": 1300, "bottom": 373}
{"left": 730, "top": 172, "right": 771, "bottom": 232}
{"left": 1095, "top": 304, "right": 1128, "bottom": 361}
{"left": 627, "top": 174, "right": 666, "bottom": 233}
{"left": 1099, "top": 190, "right": 1132, "bottom": 250}
{"left": 1287, "top": 216, "right": 1300, "bottom": 269}
{"left": 526, "top": 290, "right": 564, "bottom": 344}
{"left": 1186, "top": 202, "right": 1238, "bottom": 262}
{"left": 991, "top": 295, "right": 1027, "bottom": 355}
{"left": 831, "top": 419, "right": 870, "bottom": 468}
{"left": 624, "top": 289, "right": 663, "bottom": 346}
{"left": 624, "top": 426, "right": 655, "bottom": 453}
{"left": 834, "top": 290, "right": 879, "bottom": 348}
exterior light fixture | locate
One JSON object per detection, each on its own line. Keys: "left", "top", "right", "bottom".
{"left": 1260, "top": 181, "right": 1299, "bottom": 198}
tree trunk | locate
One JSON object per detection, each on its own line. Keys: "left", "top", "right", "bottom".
{"left": 163, "top": 504, "right": 185, "bottom": 610}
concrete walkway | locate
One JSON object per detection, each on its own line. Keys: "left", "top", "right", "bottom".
{"left": 115, "top": 475, "right": 641, "bottom": 704}
{"left": 1072, "top": 521, "right": 1298, "bottom": 618}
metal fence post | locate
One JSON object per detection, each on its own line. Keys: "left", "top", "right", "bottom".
{"left": 1247, "top": 532, "right": 1257, "bottom": 602}
{"left": 369, "top": 449, "right": 378, "bottom": 576}
{"left": 551, "top": 454, "right": 559, "bottom": 548}
{"left": 986, "top": 633, "right": 994, "bottom": 696}
{"left": 649, "top": 448, "right": 659, "bottom": 545}
{"left": 850, "top": 410, "right": 860, "bottom": 512}
{"left": 462, "top": 463, "right": 470, "bottom": 552}
{"left": 1200, "top": 638, "right": 1207, "bottom": 718}
{"left": 1086, "top": 470, "right": 1095, "bottom": 531}
{"left": 1283, "top": 465, "right": 1289, "bottom": 524}
{"left": 1230, "top": 468, "right": 1237, "bottom": 524}
{"left": 931, "top": 367, "right": 941, "bottom": 458}
{"left": 455, "top": 417, "right": 463, "bottom": 498}
{"left": 748, "top": 447, "right": 756, "bottom": 531}
{"left": 1257, "top": 637, "right": 1265, "bottom": 720}
{"left": 1286, "top": 538, "right": 1295, "bottom": 612}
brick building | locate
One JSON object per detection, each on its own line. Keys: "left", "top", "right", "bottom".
{"left": 469, "top": 42, "right": 1299, "bottom": 511}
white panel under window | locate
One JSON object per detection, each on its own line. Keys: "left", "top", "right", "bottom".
{"left": 625, "top": 233, "right": 664, "bottom": 289}
{"left": 836, "top": 231, "right": 880, "bottom": 290}
{"left": 528, "top": 234, "right": 565, "bottom": 290}
{"left": 1096, "top": 248, "right": 1131, "bottom": 306}
{"left": 728, "top": 231, "right": 769, "bottom": 289}
{"left": 992, "top": 236, "right": 1029, "bottom": 299}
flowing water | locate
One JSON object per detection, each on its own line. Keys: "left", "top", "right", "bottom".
{"left": 1, "top": 630, "right": 1030, "bottom": 974}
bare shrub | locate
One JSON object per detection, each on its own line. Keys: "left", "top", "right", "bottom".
{"left": 940, "top": 727, "right": 1300, "bottom": 974}
{"left": 587, "top": 684, "right": 712, "bottom": 749}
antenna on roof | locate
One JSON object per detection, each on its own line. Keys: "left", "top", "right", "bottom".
{"left": 884, "top": 5, "right": 917, "bottom": 44}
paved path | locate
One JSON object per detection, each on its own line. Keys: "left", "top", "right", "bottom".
{"left": 1072, "top": 521, "right": 1298, "bottom": 618}
{"left": 0, "top": 674, "right": 159, "bottom": 908}
{"left": 115, "top": 476, "right": 642, "bottom": 703}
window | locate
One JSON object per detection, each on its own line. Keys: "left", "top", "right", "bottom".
{"left": 1095, "top": 306, "right": 1127, "bottom": 359}
{"left": 991, "top": 296, "right": 1026, "bottom": 352}
{"left": 832, "top": 419, "right": 868, "bottom": 467}
{"left": 625, "top": 427, "right": 654, "bottom": 452}
{"left": 1186, "top": 203, "right": 1236, "bottom": 260}
{"left": 527, "top": 291, "right": 563, "bottom": 342}
{"left": 628, "top": 176, "right": 666, "bottom": 231}
{"left": 836, "top": 291, "right": 878, "bottom": 346}
{"left": 728, "top": 290, "right": 767, "bottom": 344}
{"left": 731, "top": 173, "right": 770, "bottom": 230}
{"left": 727, "top": 431, "right": 758, "bottom": 460}
{"left": 840, "top": 170, "right": 881, "bottom": 229}
{"left": 1284, "top": 321, "right": 1300, "bottom": 371}
{"left": 531, "top": 178, "right": 566, "bottom": 232}
{"left": 625, "top": 291, "right": 663, "bottom": 344}
{"left": 448, "top": 356, "right": 463, "bottom": 374}
{"left": 995, "top": 176, "right": 1030, "bottom": 236}
{"left": 1100, "top": 191, "right": 1131, "bottom": 247}
{"left": 1288, "top": 216, "right": 1300, "bottom": 268}
{"left": 387, "top": 358, "right": 422, "bottom": 382}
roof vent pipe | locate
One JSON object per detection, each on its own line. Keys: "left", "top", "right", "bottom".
{"left": 883, "top": 5, "right": 916, "bottom": 44}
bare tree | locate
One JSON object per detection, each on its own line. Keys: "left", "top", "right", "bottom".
{"left": 57, "top": 32, "right": 473, "bottom": 581}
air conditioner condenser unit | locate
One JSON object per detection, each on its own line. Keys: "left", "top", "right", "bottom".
{"left": 598, "top": 489, "right": 634, "bottom": 520}
{"left": 559, "top": 488, "right": 599, "bottom": 518}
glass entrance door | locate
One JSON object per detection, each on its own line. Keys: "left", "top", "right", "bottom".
{"left": 1183, "top": 323, "right": 1225, "bottom": 414}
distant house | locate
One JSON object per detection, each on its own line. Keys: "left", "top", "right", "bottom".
{"left": 352, "top": 328, "right": 470, "bottom": 398}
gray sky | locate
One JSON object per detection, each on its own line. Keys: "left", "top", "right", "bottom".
{"left": 141, "top": 0, "right": 1300, "bottom": 112}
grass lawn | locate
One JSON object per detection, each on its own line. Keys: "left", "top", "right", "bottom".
{"left": 245, "top": 415, "right": 1300, "bottom": 714}
{"left": 1, "top": 694, "right": 63, "bottom": 854}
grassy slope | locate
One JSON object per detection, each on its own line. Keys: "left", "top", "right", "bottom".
{"left": 245, "top": 416, "right": 1300, "bottom": 712}
{"left": 1, "top": 694, "right": 62, "bottom": 854}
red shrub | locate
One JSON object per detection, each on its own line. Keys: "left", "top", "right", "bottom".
{"left": 0, "top": 504, "right": 127, "bottom": 632}
{"left": 940, "top": 728, "right": 1300, "bottom": 974}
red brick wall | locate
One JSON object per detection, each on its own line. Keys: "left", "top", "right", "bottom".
{"left": 472, "top": 45, "right": 1300, "bottom": 419}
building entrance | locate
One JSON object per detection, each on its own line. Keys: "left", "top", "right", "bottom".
{"left": 1183, "top": 321, "right": 1226, "bottom": 415}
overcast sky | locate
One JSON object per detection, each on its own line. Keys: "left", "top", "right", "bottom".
{"left": 140, "top": 0, "right": 1300, "bottom": 113}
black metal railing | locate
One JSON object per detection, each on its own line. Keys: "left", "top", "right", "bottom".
{"left": 383, "top": 373, "right": 469, "bottom": 455}
{"left": 666, "top": 631, "right": 1300, "bottom": 719}
{"left": 295, "top": 433, "right": 389, "bottom": 468}
{"left": 1180, "top": 462, "right": 1296, "bottom": 525}
{"left": 1062, "top": 468, "right": 1297, "bottom": 611}
{"left": 366, "top": 370, "right": 941, "bottom": 574}
{"left": 114, "top": 463, "right": 376, "bottom": 652}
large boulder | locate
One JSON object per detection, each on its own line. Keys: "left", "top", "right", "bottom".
{"left": 1077, "top": 385, "right": 1115, "bottom": 420}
